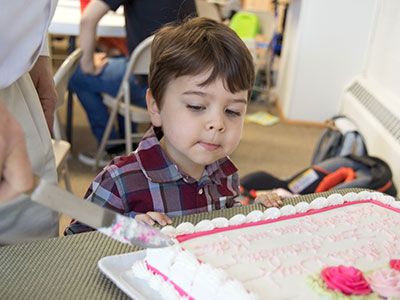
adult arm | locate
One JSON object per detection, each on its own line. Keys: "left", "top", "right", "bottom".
{"left": 79, "top": 0, "right": 110, "bottom": 75}
{"left": 29, "top": 55, "right": 58, "bottom": 131}
{"left": 0, "top": 100, "right": 33, "bottom": 203}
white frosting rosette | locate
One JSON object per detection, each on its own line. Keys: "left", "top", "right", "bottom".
{"left": 195, "top": 220, "right": 215, "bottom": 232}
{"left": 229, "top": 214, "right": 247, "bottom": 226}
{"left": 176, "top": 222, "right": 195, "bottom": 235}
{"left": 370, "top": 192, "right": 385, "bottom": 201}
{"left": 212, "top": 217, "right": 229, "bottom": 228}
{"left": 390, "top": 201, "right": 400, "bottom": 209}
{"left": 161, "top": 225, "right": 177, "bottom": 237}
{"left": 310, "top": 197, "right": 328, "bottom": 210}
{"left": 357, "top": 190, "right": 372, "bottom": 201}
{"left": 262, "top": 207, "right": 280, "bottom": 220}
{"left": 326, "top": 193, "right": 344, "bottom": 206}
{"left": 246, "top": 210, "right": 263, "bottom": 223}
{"left": 279, "top": 205, "right": 296, "bottom": 216}
{"left": 381, "top": 195, "right": 396, "bottom": 205}
{"left": 295, "top": 202, "right": 310, "bottom": 213}
{"left": 343, "top": 192, "right": 358, "bottom": 202}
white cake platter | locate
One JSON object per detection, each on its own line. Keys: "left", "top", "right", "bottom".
{"left": 98, "top": 251, "right": 161, "bottom": 300}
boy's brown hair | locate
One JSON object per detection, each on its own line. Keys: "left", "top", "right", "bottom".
{"left": 149, "top": 17, "right": 255, "bottom": 107}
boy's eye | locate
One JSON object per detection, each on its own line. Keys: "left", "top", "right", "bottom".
{"left": 225, "top": 109, "right": 241, "bottom": 116}
{"left": 186, "top": 104, "right": 204, "bottom": 111}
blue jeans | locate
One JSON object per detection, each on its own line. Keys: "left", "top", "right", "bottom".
{"left": 70, "top": 57, "right": 147, "bottom": 147}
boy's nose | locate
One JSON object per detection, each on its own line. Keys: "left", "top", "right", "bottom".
{"left": 207, "top": 115, "right": 225, "bottom": 132}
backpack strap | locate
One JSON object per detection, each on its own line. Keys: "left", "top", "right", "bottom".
{"left": 315, "top": 167, "right": 355, "bottom": 193}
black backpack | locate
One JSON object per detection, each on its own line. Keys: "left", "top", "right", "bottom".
{"left": 312, "top": 116, "right": 368, "bottom": 165}
{"left": 240, "top": 155, "right": 397, "bottom": 199}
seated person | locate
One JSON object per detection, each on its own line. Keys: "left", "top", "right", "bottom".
{"left": 70, "top": 0, "right": 197, "bottom": 166}
{"left": 66, "top": 17, "right": 283, "bottom": 234}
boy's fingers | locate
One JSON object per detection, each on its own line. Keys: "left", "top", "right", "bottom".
{"left": 135, "top": 214, "right": 155, "bottom": 226}
{"left": 146, "top": 212, "right": 172, "bottom": 226}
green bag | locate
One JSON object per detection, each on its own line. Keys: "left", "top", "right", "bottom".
{"left": 230, "top": 12, "right": 259, "bottom": 39}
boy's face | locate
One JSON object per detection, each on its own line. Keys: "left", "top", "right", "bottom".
{"left": 147, "top": 71, "right": 248, "bottom": 179}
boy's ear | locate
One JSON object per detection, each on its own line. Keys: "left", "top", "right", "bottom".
{"left": 146, "top": 89, "right": 162, "bottom": 127}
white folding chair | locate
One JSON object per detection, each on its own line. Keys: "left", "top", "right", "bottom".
{"left": 241, "top": 9, "right": 275, "bottom": 102}
{"left": 53, "top": 48, "right": 83, "bottom": 191}
{"left": 94, "top": 35, "right": 153, "bottom": 168}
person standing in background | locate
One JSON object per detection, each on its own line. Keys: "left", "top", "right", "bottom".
{"left": 0, "top": 0, "right": 59, "bottom": 244}
{"left": 70, "top": 0, "right": 197, "bottom": 167}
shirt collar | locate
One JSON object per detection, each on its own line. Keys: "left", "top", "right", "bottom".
{"left": 135, "top": 127, "right": 238, "bottom": 184}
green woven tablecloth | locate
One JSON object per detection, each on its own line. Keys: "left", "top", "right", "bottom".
{"left": 0, "top": 188, "right": 381, "bottom": 299}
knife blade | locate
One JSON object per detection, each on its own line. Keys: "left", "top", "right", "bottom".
{"left": 30, "top": 177, "right": 174, "bottom": 248}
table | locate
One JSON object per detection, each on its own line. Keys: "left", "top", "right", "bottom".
{"left": 49, "top": 0, "right": 126, "bottom": 143}
{"left": 49, "top": 0, "right": 126, "bottom": 38}
{"left": 0, "top": 188, "right": 368, "bottom": 299}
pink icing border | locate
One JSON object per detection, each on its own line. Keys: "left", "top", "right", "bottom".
{"left": 145, "top": 261, "right": 195, "bottom": 300}
{"left": 176, "top": 200, "right": 400, "bottom": 243}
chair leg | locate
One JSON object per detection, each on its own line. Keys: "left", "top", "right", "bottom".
{"left": 123, "top": 83, "right": 133, "bottom": 154}
{"left": 95, "top": 97, "right": 120, "bottom": 169}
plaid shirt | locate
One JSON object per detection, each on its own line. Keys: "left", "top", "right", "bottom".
{"left": 66, "top": 127, "right": 240, "bottom": 234}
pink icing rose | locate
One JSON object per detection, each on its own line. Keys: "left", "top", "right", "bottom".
{"left": 367, "top": 269, "right": 400, "bottom": 298}
{"left": 390, "top": 259, "right": 400, "bottom": 272}
{"left": 321, "top": 265, "right": 372, "bottom": 295}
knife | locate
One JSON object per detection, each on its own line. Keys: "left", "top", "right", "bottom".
{"left": 30, "top": 176, "right": 174, "bottom": 248}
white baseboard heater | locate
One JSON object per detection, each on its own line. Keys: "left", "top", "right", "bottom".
{"left": 339, "top": 76, "right": 400, "bottom": 194}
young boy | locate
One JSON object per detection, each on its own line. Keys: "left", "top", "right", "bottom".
{"left": 66, "top": 17, "right": 282, "bottom": 234}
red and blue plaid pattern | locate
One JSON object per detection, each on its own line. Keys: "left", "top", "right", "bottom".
{"left": 66, "top": 127, "right": 240, "bottom": 234}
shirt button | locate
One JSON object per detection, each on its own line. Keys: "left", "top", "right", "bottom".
{"left": 198, "top": 188, "right": 203, "bottom": 195}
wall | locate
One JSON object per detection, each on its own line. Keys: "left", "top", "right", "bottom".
{"left": 276, "top": 0, "right": 378, "bottom": 122}
{"left": 365, "top": 0, "right": 400, "bottom": 110}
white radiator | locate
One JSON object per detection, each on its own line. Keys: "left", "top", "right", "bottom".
{"left": 339, "top": 76, "right": 400, "bottom": 194}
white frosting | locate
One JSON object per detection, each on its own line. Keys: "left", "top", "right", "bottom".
{"left": 390, "top": 201, "right": 400, "bottom": 209}
{"left": 279, "top": 205, "right": 296, "bottom": 216}
{"left": 326, "top": 193, "right": 344, "bottom": 205}
{"left": 357, "top": 190, "right": 372, "bottom": 200}
{"left": 195, "top": 220, "right": 215, "bottom": 232}
{"left": 169, "top": 250, "right": 200, "bottom": 292}
{"left": 382, "top": 195, "right": 395, "bottom": 205}
{"left": 216, "top": 279, "right": 256, "bottom": 300}
{"left": 191, "top": 264, "right": 227, "bottom": 299}
{"left": 246, "top": 210, "right": 263, "bottom": 223}
{"left": 309, "top": 197, "right": 328, "bottom": 209}
{"left": 294, "top": 202, "right": 310, "bottom": 213}
{"left": 175, "top": 222, "right": 195, "bottom": 235}
{"left": 212, "top": 217, "right": 229, "bottom": 228}
{"left": 161, "top": 225, "right": 177, "bottom": 237}
{"left": 262, "top": 207, "right": 280, "bottom": 220}
{"left": 371, "top": 192, "right": 385, "bottom": 201}
{"left": 146, "top": 244, "right": 180, "bottom": 277}
{"left": 137, "top": 191, "right": 400, "bottom": 300}
{"left": 229, "top": 214, "right": 246, "bottom": 226}
{"left": 343, "top": 192, "right": 358, "bottom": 202}
{"left": 131, "top": 260, "right": 151, "bottom": 280}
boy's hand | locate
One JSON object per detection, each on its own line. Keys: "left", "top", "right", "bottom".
{"left": 254, "top": 192, "right": 283, "bottom": 208}
{"left": 135, "top": 212, "right": 173, "bottom": 226}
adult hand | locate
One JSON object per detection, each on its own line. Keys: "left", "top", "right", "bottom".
{"left": 0, "top": 99, "right": 33, "bottom": 203}
{"left": 81, "top": 52, "right": 109, "bottom": 75}
{"left": 29, "top": 55, "right": 58, "bottom": 131}
{"left": 254, "top": 191, "right": 283, "bottom": 208}
{"left": 135, "top": 211, "right": 173, "bottom": 226}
